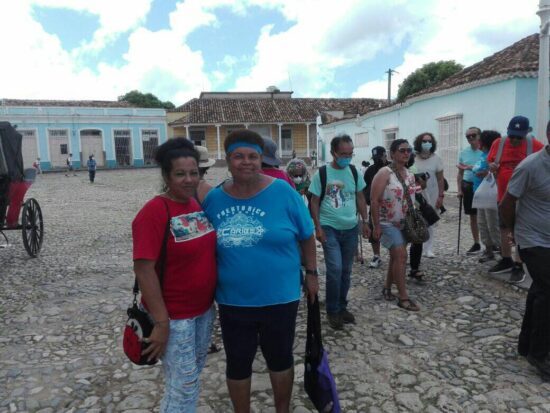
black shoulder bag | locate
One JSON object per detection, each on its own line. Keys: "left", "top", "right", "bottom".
{"left": 391, "top": 164, "right": 429, "bottom": 244}
{"left": 123, "top": 199, "right": 171, "bottom": 366}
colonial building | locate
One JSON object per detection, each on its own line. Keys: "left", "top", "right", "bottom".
{"left": 319, "top": 33, "right": 547, "bottom": 191}
{"left": 0, "top": 99, "right": 167, "bottom": 170}
{"left": 168, "top": 91, "right": 386, "bottom": 161}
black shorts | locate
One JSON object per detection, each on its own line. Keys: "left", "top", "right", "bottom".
{"left": 462, "top": 181, "right": 477, "bottom": 215}
{"left": 219, "top": 301, "right": 299, "bottom": 380}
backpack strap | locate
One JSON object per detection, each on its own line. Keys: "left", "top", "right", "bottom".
{"left": 495, "top": 137, "right": 507, "bottom": 165}
{"left": 350, "top": 164, "right": 359, "bottom": 190}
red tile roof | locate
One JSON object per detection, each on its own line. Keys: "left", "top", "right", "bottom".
{"left": 1, "top": 99, "right": 135, "bottom": 108}
{"left": 169, "top": 97, "right": 387, "bottom": 125}
{"left": 407, "top": 33, "right": 539, "bottom": 100}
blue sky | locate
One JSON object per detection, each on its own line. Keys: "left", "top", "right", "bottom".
{"left": 0, "top": 0, "right": 540, "bottom": 106}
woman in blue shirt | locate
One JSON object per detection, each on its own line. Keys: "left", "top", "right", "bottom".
{"left": 202, "top": 129, "right": 318, "bottom": 413}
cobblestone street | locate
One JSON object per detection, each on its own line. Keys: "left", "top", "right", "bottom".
{"left": 1, "top": 167, "right": 549, "bottom": 413}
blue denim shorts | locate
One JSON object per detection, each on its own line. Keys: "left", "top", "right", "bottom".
{"left": 380, "top": 222, "right": 406, "bottom": 249}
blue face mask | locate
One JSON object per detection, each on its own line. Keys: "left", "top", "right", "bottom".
{"left": 421, "top": 142, "right": 432, "bottom": 152}
{"left": 336, "top": 157, "right": 351, "bottom": 168}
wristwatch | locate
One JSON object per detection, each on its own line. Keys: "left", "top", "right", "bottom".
{"left": 305, "top": 269, "right": 318, "bottom": 276}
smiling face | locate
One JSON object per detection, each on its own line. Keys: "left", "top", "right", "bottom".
{"left": 164, "top": 156, "right": 200, "bottom": 202}
{"left": 227, "top": 146, "right": 262, "bottom": 182}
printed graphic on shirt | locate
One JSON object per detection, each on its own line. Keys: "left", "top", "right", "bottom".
{"left": 326, "top": 180, "right": 351, "bottom": 209}
{"left": 217, "top": 207, "right": 267, "bottom": 248}
{"left": 170, "top": 211, "right": 214, "bottom": 242}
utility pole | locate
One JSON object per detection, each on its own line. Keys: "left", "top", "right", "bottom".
{"left": 537, "top": 0, "right": 550, "bottom": 139}
{"left": 386, "top": 68, "right": 397, "bottom": 104}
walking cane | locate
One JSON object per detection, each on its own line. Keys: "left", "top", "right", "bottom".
{"left": 356, "top": 215, "right": 364, "bottom": 264}
{"left": 457, "top": 196, "right": 463, "bottom": 255}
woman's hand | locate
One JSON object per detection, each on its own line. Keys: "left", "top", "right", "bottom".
{"left": 141, "top": 322, "right": 170, "bottom": 363}
{"left": 435, "top": 195, "right": 444, "bottom": 209}
{"left": 304, "top": 274, "right": 319, "bottom": 304}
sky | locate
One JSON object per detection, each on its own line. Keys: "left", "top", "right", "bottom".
{"left": 0, "top": 0, "right": 541, "bottom": 106}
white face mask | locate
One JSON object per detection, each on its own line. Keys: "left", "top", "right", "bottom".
{"left": 292, "top": 176, "right": 303, "bottom": 184}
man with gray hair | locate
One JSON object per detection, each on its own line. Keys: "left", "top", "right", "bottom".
{"left": 500, "top": 120, "right": 550, "bottom": 380}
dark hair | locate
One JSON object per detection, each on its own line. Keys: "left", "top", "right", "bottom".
{"left": 330, "top": 134, "right": 353, "bottom": 153}
{"left": 154, "top": 138, "right": 199, "bottom": 177}
{"left": 390, "top": 138, "right": 410, "bottom": 153}
{"left": 89, "top": 155, "right": 93, "bottom": 160}
{"left": 224, "top": 129, "right": 264, "bottom": 153}
{"left": 467, "top": 126, "right": 481, "bottom": 135}
{"left": 413, "top": 132, "right": 437, "bottom": 153}
{"left": 480, "top": 130, "right": 501, "bottom": 151}
{"left": 406, "top": 152, "right": 416, "bottom": 168}
{"left": 361, "top": 160, "right": 368, "bottom": 167}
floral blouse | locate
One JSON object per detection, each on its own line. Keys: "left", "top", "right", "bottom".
{"left": 380, "top": 166, "right": 416, "bottom": 225}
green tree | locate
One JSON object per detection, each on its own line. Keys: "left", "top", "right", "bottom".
{"left": 118, "top": 90, "right": 175, "bottom": 109}
{"left": 397, "top": 60, "right": 464, "bottom": 102}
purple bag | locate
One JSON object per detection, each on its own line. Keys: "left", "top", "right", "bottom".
{"left": 304, "top": 296, "right": 341, "bottom": 413}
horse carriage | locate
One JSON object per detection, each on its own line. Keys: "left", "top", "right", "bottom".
{"left": 0, "top": 121, "right": 44, "bottom": 257}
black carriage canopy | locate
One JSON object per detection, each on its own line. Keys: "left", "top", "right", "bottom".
{"left": 0, "top": 121, "right": 25, "bottom": 182}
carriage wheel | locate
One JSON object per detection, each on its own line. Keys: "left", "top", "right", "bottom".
{"left": 22, "top": 198, "right": 44, "bottom": 257}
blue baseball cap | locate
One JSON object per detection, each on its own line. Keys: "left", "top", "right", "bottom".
{"left": 507, "top": 115, "right": 530, "bottom": 138}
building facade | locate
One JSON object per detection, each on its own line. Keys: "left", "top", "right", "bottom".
{"left": 319, "top": 34, "right": 546, "bottom": 192}
{"left": 0, "top": 99, "right": 167, "bottom": 170}
{"left": 168, "top": 91, "right": 386, "bottom": 161}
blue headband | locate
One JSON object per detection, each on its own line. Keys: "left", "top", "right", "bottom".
{"left": 226, "top": 142, "right": 263, "bottom": 155}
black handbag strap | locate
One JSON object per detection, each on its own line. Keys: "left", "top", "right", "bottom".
{"left": 132, "top": 197, "right": 172, "bottom": 302}
{"left": 306, "top": 295, "right": 323, "bottom": 358}
{"left": 390, "top": 163, "right": 415, "bottom": 212}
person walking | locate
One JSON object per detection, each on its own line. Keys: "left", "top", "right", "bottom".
{"left": 202, "top": 129, "right": 318, "bottom": 413}
{"left": 487, "top": 116, "right": 544, "bottom": 282}
{"left": 500, "top": 121, "right": 550, "bottom": 380}
{"left": 65, "top": 153, "right": 76, "bottom": 176}
{"left": 132, "top": 138, "right": 217, "bottom": 412}
{"left": 457, "top": 127, "right": 483, "bottom": 254}
{"left": 86, "top": 155, "right": 97, "bottom": 183}
{"left": 370, "top": 139, "right": 420, "bottom": 311}
{"left": 413, "top": 133, "right": 445, "bottom": 258}
{"left": 309, "top": 134, "right": 370, "bottom": 330}
{"left": 472, "top": 130, "right": 501, "bottom": 263}
{"left": 363, "top": 146, "right": 390, "bottom": 268}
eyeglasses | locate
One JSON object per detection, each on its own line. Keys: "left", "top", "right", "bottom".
{"left": 397, "top": 148, "right": 413, "bottom": 154}
{"left": 466, "top": 134, "right": 478, "bottom": 139}
{"left": 421, "top": 139, "right": 432, "bottom": 143}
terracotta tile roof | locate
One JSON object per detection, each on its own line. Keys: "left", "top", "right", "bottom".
{"left": 1, "top": 99, "right": 135, "bottom": 108}
{"left": 408, "top": 33, "right": 539, "bottom": 100}
{"left": 169, "top": 97, "right": 387, "bottom": 125}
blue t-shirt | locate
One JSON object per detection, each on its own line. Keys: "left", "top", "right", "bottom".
{"left": 202, "top": 179, "right": 314, "bottom": 306}
{"left": 472, "top": 152, "right": 489, "bottom": 192}
{"left": 459, "top": 147, "right": 483, "bottom": 183}
{"left": 309, "top": 165, "right": 366, "bottom": 230}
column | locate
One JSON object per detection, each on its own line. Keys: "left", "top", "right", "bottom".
{"left": 216, "top": 124, "right": 221, "bottom": 159}
{"left": 306, "top": 123, "right": 311, "bottom": 157}
{"left": 278, "top": 123, "right": 283, "bottom": 152}
{"left": 185, "top": 125, "right": 190, "bottom": 139}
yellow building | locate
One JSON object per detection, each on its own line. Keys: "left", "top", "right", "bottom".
{"left": 168, "top": 91, "right": 385, "bottom": 162}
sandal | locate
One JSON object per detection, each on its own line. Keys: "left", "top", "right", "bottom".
{"left": 382, "top": 287, "right": 395, "bottom": 301}
{"left": 408, "top": 270, "right": 425, "bottom": 282}
{"left": 397, "top": 298, "right": 420, "bottom": 312}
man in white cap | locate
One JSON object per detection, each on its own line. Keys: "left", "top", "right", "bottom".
{"left": 195, "top": 145, "right": 216, "bottom": 204}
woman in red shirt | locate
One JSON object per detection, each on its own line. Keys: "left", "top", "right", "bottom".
{"left": 132, "top": 138, "right": 217, "bottom": 412}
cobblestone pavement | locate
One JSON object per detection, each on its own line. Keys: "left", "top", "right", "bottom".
{"left": 1, "top": 167, "right": 549, "bottom": 413}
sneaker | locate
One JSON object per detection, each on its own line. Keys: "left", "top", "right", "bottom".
{"left": 424, "top": 250, "right": 435, "bottom": 258}
{"left": 340, "top": 310, "right": 355, "bottom": 324}
{"left": 466, "top": 243, "right": 481, "bottom": 255}
{"left": 369, "top": 255, "right": 381, "bottom": 268}
{"left": 492, "top": 245, "right": 501, "bottom": 253}
{"left": 478, "top": 250, "right": 495, "bottom": 263}
{"left": 489, "top": 258, "right": 514, "bottom": 274}
{"left": 508, "top": 264, "right": 526, "bottom": 284}
{"left": 327, "top": 313, "right": 343, "bottom": 330}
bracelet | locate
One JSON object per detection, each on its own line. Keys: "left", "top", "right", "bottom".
{"left": 305, "top": 269, "right": 318, "bottom": 276}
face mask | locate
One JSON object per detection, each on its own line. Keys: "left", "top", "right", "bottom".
{"left": 292, "top": 176, "right": 303, "bottom": 184}
{"left": 421, "top": 142, "right": 432, "bottom": 152}
{"left": 336, "top": 157, "right": 351, "bottom": 168}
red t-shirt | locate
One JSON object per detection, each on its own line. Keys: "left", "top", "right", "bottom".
{"left": 487, "top": 137, "right": 544, "bottom": 201}
{"left": 132, "top": 196, "right": 217, "bottom": 319}
{"left": 261, "top": 168, "right": 296, "bottom": 188}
